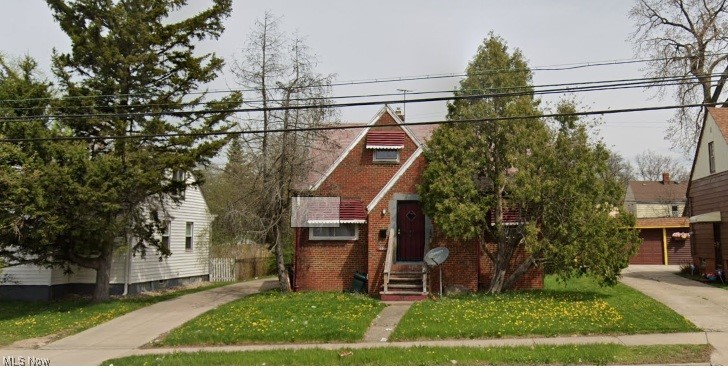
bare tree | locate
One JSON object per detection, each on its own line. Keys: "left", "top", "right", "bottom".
{"left": 607, "top": 152, "right": 635, "bottom": 188}
{"left": 634, "top": 149, "right": 689, "bottom": 181}
{"left": 223, "top": 12, "right": 336, "bottom": 291}
{"left": 630, "top": 0, "right": 728, "bottom": 150}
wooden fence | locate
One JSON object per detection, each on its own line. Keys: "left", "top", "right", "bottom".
{"left": 209, "top": 258, "right": 236, "bottom": 282}
{"left": 209, "top": 257, "right": 274, "bottom": 282}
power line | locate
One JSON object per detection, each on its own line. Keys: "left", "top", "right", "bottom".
{"left": 0, "top": 74, "right": 720, "bottom": 123}
{"left": 3, "top": 52, "right": 726, "bottom": 104}
{"left": 0, "top": 102, "right": 715, "bottom": 143}
{"left": 4, "top": 71, "right": 721, "bottom": 112}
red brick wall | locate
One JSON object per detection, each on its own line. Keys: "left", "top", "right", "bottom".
{"left": 295, "top": 224, "right": 368, "bottom": 292}
{"left": 316, "top": 112, "right": 418, "bottom": 205}
{"left": 298, "top": 110, "right": 419, "bottom": 292}
{"left": 427, "top": 231, "right": 544, "bottom": 293}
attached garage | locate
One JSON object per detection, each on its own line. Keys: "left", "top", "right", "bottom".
{"left": 630, "top": 218, "right": 690, "bottom": 266}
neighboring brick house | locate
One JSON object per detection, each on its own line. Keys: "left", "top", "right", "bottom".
{"left": 687, "top": 107, "right": 728, "bottom": 274}
{"left": 624, "top": 173, "right": 691, "bottom": 265}
{"left": 292, "top": 106, "right": 542, "bottom": 300}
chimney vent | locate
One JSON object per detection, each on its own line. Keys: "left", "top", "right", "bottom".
{"left": 394, "top": 107, "right": 405, "bottom": 122}
{"left": 662, "top": 172, "right": 670, "bottom": 184}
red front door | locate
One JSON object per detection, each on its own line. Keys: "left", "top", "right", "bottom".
{"left": 397, "top": 201, "right": 425, "bottom": 261}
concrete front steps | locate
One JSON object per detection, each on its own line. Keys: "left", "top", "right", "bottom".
{"left": 380, "top": 263, "right": 428, "bottom": 302}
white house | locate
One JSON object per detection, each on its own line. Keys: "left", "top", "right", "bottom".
{"left": 0, "top": 179, "right": 213, "bottom": 301}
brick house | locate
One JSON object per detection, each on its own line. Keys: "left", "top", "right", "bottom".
{"left": 292, "top": 106, "right": 543, "bottom": 300}
{"left": 624, "top": 173, "right": 691, "bottom": 265}
{"left": 687, "top": 107, "right": 728, "bottom": 274}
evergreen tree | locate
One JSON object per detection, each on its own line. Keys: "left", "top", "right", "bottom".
{"left": 5, "top": 0, "right": 242, "bottom": 301}
{"left": 420, "top": 35, "right": 639, "bottom": 293}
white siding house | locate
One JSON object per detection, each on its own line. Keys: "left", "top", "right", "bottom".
{"left": 0, "top": 180, "right": 213, "bottom": 301}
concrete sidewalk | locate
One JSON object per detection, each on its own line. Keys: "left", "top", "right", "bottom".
{"left": 0, "top": 277, "right": 278, "bottom": 366}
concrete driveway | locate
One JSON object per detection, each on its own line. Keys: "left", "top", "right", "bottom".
{"left": 621, "top": 265, "right": 728, "bottom": 365}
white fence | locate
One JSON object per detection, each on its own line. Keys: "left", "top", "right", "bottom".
{"left": 209, "top": 258, "right": 236, "bottom": 282}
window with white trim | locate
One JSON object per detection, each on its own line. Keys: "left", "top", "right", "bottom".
{"left": 373, "top": 149, "right": 399, "bottom": 163}
{"left": 185, "top": 222, "right": 194, "bottom": 251}
{"left": 161, "top": 220, "right": 171, "bottom": 250}
{"left": 309, "top": 225, "right": 358, "bottom": 241}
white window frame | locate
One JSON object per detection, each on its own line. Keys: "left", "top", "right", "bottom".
{"left": 309, "top": 225, "right": 359, "bottom": 241}
{"left": 373, "top": 149, "right": 399, "bottom": 163}
{"left": 185, "top": 222, "right": 194, "bottom": 251}
{"left": 162, "top": 220, "right": 171, "bottom": 250}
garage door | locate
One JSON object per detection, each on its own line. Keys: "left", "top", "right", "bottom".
{"left": 630, "top": 229, "right": 664, "bottom": 265}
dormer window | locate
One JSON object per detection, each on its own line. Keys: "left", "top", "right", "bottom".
{"left": 366, "top": 131, "right": 404, "bottom": 163}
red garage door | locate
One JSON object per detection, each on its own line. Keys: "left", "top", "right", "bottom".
{"left": 630, "top": 229, "right": 664, "bottom": 265}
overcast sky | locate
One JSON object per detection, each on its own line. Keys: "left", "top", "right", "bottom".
{"left": 0, "top": 0, "right": 690, "bottom": 168}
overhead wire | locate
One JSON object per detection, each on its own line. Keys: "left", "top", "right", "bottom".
{"left": 2, "top": 72, "right": 724, "bottom": 112}
{"left": 0, "top": 102, "right": 716, "bottom": 143}
{"left": 2, "top": 52, "right": 726, "bottom": 104}
{"left": 1, "top": 73, "right": 724, "bottom": 123}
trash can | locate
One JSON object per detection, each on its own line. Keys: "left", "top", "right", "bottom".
{"left": 350, "top": 272, "right": 368, "bottom": 293}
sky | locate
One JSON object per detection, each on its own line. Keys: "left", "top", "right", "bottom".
{"left": 0, "top": 0, "right": 692, "bottom": 168}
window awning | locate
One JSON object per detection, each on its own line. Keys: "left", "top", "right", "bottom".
{"left": 365, "top": 131, "right": 405, "bottom": 149}
{"left": 689, "top": 211, "right": 721, "bottom": 223}
{"left": 307, "top": 199, "right": 367, "bottom": 225}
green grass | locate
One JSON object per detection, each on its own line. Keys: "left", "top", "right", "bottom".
{"left": 103, "top": 344, "right": 711, "bottom": 366}
{"left": 0, "top": 282, "right": 231, "bottom": 347}
{"left": 156, "top": 291, "right": 385, "bottom": 346}
{"left": 390, "top": 275, "right": 698, "bottom": 341}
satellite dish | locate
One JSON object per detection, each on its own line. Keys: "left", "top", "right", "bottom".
{"left": 424, "top": 247, "right": 449, "bottom": 267}
{"left": 424, "top": 247, "right": 450, "bottom": 298}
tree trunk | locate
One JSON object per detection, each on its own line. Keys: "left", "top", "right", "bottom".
{"left": 273, "top": 224, "right": 291, "bottom": 292}
{"left": 92, "top": 246, "right": 114, "bottom": 302}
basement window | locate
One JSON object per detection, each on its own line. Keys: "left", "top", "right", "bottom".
{"left": 309, "top": 225, "right": 358, "bottom": 241}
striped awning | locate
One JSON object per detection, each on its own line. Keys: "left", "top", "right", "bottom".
{"left": 365, "top": 131, "right": 405, "bottom": 149}
{"left": 307, "top": 198, "right": 367, "bottom": 225}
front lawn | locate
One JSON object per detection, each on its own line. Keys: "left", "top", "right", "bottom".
{"left": 390, "top": 275, "right": 698, "bottom": 341}
{"left": 155, "top": 292, "right": 385, "bottom": 346}
{"left": 103, "top": 344, "right": 711, "bottom": 366}
{"left": 0, "top": 282, "right": 231, "bottom": 347}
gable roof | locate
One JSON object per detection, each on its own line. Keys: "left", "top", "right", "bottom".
{"left": 709, "top": 107, "right": 728, "bottom": 142}
{"left": 308, "top": 105, "right": 427, "bottom": 191}
{"left": 627, "top": 180, "right": 687, "bottom": 203}
{"left": 687, "top": 107, "right": 728, "bottom": 197}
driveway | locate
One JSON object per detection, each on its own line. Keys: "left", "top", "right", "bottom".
{"left": 621, "top": 265, "right": 728, "bottom": 365}
{"left": 0, "top": 277, "right": 278, "bottom": 366}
